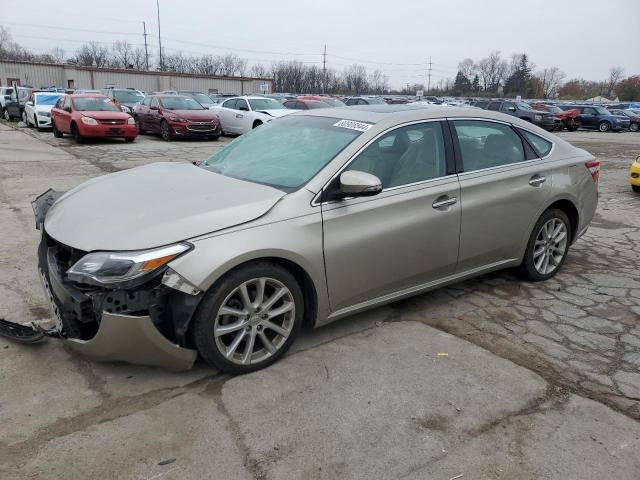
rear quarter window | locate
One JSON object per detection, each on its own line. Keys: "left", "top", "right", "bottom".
{"left": 519, "top": 129, "right": 553, "bottom": 157}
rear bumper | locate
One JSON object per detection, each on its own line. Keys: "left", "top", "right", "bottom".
{"left": 78, "top": 123, "right": 138, "bottom": 138}
{"left": 64, "top": 312, "right": 196, "bottom": 371}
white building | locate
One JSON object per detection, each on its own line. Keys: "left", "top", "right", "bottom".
{"left": 0, "top": 60, "right": 272, "bottom": 95}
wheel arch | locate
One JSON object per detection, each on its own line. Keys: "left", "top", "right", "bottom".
{"left": 189, "top": 253, "right": 320, "bottom": 329}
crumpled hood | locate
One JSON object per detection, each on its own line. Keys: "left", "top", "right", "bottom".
{"left": 45, "top": 162, "right": 285, "bottom": 252}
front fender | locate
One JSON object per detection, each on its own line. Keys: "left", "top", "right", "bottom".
{"left": 168, "top": 211, "right": 329, "bottom": 322}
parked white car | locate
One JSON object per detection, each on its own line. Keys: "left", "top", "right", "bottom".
{"left": 0, "top": 86, "right": 14, "bottom": 111}
{"left": 24, "top": 92, "right": 66, "bottom": 130}
{"left": 211, "top": 96, "right": 293, "bottom": 134}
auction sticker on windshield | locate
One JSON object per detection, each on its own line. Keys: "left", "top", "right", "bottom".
{"left": 333, "top": 119, "right": 373, "bottom": 132}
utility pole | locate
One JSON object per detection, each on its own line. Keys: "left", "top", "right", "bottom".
{"left": 142, "top": 22, "right": 149, "bottom": 70}
{"left": 156, "top": 0, "right": 163, "bottom": 71}
{"left": 322, "top": 44, "right": 327, "bottom": 94}
{"left": 427, "top": 56, "right": 432, "bottom": 93}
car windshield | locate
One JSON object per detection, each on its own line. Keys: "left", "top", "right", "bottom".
{"left": 594, "top": 107, "right": 610, "bottom": 115}
{"left": 114, "top": 91, "right": 144, "bottom": 103}
{"left": 517, "top": 102, "right": 533, "bottom": 110}
{"left": 307, "top": 101, "right": 330, "bottom": 109}
{"left": 321, "top": 98, "right": 346, "bottom": 107}
{"left": 160, "top": 97, "right": 205, "bottom": 110}
{"left": 73, "top": 97, "right": 120, "bottom": 111}
{"left": 201, "top": 116, "right": 364, "bottom": 189}
{"left": 35, "top": 94, "right": 63, "bottom": 106}
{"left": 248, "top": 98, "right": 285, "bottom": 111}
{"left": 189, "top": 93, "right": 214, "bottom": 104}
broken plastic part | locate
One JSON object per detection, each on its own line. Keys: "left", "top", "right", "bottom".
{"left": 161, "top": 268, "right": 202, "bottom": 296}
{"left": 31, "top": 188, "right": 65, "bottom": 230}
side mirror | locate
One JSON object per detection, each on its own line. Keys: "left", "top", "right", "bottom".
{"left": 238, "top": 105, "right": 249, "bottom": 111}
{"left": 339, "top": 170, "right": 382, "bottom": 197}
{"left": 508, "top": 106, "right": 516, "bottom": 112}
{"left": 26, "top": 101, "right": 33, "bottom": 106}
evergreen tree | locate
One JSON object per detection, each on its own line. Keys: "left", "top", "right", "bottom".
{"left": 453, "top": 70, "right": 472, "bottom": 95}
{"left": 472, "top": 74, "right": 480, "bottom": 93}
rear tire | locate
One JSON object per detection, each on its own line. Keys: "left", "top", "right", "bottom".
{"left": 191, "top": 262, "right": 304, "bottom": 374}
{"left": 22, "top": 111, "right": 30, "bottom": 126}
{"left": 598, "top": 121, "right": 611, "bottom": 132}
{"left": 517, "top": 209, "right": 571, "bottom": 282}
{"left": 630, "top": 123, "right": 639, "bottom": 132}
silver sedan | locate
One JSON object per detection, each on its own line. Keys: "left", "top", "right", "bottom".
{"left": 34, "top": 105, "right": 599, "bottom": 373}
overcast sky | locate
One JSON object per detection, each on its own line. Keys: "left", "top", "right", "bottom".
{"left": 3, "top": 0, "right": 639, "bottom": 89}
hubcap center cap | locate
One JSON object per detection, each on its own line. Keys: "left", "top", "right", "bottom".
{"left": 248, "top": 315, "right": 263, "bottom": 326}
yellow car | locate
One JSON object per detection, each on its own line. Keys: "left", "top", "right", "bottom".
{"left": 631, "top": 155, "right": 640, "bottom": 193}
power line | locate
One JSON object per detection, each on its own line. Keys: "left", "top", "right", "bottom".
{"left": 2, "top": 21, "right": 147, "bottom": 37}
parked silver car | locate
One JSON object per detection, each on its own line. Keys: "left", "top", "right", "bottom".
{"left": 32, "top": 105, "right": 599, "bottom": 373}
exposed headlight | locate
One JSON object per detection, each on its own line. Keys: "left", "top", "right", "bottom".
{"left": 167, "top": 115, "right": 187, "bottom": 123}
{"left": 120, "top": 105, "right": 131, "bottom": 113}
{"left": 534, "top": 114, "right": 543, "bottom": 121}
{"left": 127, "top": 117, "right": 136, "bottom": 125}
{"left": 81, "top": 116, "right": 98, "bottom": 125}
{"left": 37, "top": 111, "right": 50, "bottom": 117}
{"left": 67, "top": 243, "right": 192, "bottom": 286}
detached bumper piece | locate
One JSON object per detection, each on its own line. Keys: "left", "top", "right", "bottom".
{"left": 0, "top": 318, "right": 48, "bottom": 344}
{"left": 65, "top": 312, "right": 196, "bottom": 371}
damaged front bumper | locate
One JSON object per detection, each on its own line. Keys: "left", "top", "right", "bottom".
{"left": 3, "top": 190, "right": 203, "bottom": 371}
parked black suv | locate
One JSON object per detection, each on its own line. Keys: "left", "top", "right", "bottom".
{"left": 477, "top": 100, "right": 556, "bottom": 131}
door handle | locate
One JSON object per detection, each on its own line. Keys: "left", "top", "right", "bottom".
{"left": 432, "top": 196, "right": 457, "bottom": 209}
{"left": 528, "top": 175, "right": 546, "bottom": 187}
{"left": 236, "top": 114, "right": 244, "bottom": 118}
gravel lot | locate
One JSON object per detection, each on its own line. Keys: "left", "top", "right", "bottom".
{"left": 1, "top": 122, "right": 639, "bottom": 479}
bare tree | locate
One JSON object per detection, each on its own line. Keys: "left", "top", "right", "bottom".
{"left": 250, "top": 64, "right": 268, "bottom": 78}
{"left": 477, "top": 51, "right": 508, "bottom": 92}
{"left": 606, "top": 66, "right": 624, "bottom": 97}
{"left": 457, "top": 58, "right": 475, "bottom": 80}
{"left": 130, "top": 47, "right": 147, "bottom": 70}
{"left": 536, "top": 67, "right": 565, "bottom": 98}
{"left": 73, "top": 42, "right": 110, "bottom": 67}
{"left": 369, "top": 69, "right": 388, "bottom": 94}
{"left": 49, "top": 47, "right": 66, "bottom": 63}
{"left": 0, "top": 25, "right": 11, "bottom": 53}
{"left": 112, "top": 40, "right": 133, "bottom": 68}
{"left": 343, "top": 64, "right": 369, "bottom": 94}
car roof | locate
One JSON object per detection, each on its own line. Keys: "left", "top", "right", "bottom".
{"left": 298, "top": 103, "right": 535, "bottom": 124}
{"left": 69, "top": 93, "right": 108, "bottom": 98}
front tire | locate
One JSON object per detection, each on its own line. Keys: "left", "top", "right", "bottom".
{"left": 22, "top": 111, "right": 30, "bottom": 126}
{"left": 160, "top": 120, "right": 172, "bottom": 141}
{"left": 517, "top": 209, "right": 571, "bottom": 282}
{"left": 1, "top": 108, "right": 9, "bottom": 121}
{"left": 252, "top": 120, "right": 263, "bottom": 129}
{"left": 598, "top": 121, "right": 611, "bottom": 132}
{"left": 71, "top": 123, "right": 84, "bottom": 144}
{"left": 52, "top": 121, "right": 63, "bottom": 138}
{"left": 633, "top": 185, "right": 640, "bottom": 193}
{"left": 191, "top": 262, "right": 304, "bottom": 374}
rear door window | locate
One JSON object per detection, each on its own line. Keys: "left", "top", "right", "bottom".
{"left": 222, "top": 98, "right": 237, "bottom": 109}
{"left": 453, "top": 120, "right": 526, "bottom": 171}
{"left": 487, "top": 102, "right": 501, "bottom": 111}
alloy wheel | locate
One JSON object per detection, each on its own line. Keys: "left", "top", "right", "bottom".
{"left": 21, "top": 111, "right": 27, "bottom": 125}
{"left": 213, "top": 277, "right": 295, "bottom": 366}
{"left": 161, "top": 121, "right": 171, "bottom": 141}
{"left": 631, "top": 123, "right": 639, "bottom": 132}
{"left": 533, "top": 218, "right": 568, "bottom": 275}
{"left": 3, "top": 108, "right": 10, "bottom": 121}
{"left": 599, "top": 122, "right": 610, "bottom": 132}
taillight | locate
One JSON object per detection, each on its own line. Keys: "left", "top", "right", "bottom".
{"left": 585, "top": 160, "right": 600, "bottom": 184}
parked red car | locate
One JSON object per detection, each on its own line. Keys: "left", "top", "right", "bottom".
{"left": 530, "top": 103, "right": 581, "bottom": 131}
{"left": 51, "top": 94, "right": 137, "bottom": 143}
{"left": 296, "top": 95, "right": 346, "bottom": 107}
{"left": 283, "top": 98, "right": 331, "bottom": 110}
{"left": 133, "top": 95, "right": 221, "bottom": 141}
{"left": 610, "top": 109, "right": 640, "bottom": 132}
